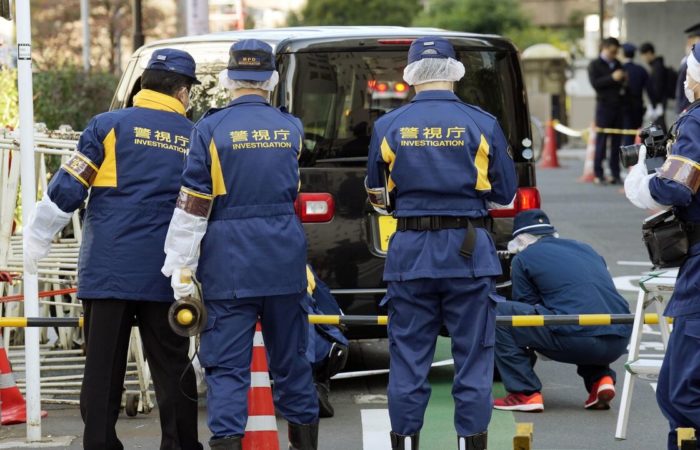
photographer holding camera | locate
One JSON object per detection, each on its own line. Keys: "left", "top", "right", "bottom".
{"left": 624, "top": 44, "right": 700, "bottom": 450}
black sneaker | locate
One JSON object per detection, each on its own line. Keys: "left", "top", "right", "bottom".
{"left": 593, "top": 177, "right": 608, "bottom": 185}
{"left": 607, "top": 177, "right": 622, "bottom": 185}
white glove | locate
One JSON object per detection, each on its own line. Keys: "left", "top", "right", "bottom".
{"left": 643, "top": 107, "right": 654, "bottom": 124}
{"left": 171, "top": 267, "right": 195, "bottom": 300}
{"left": 624, "top": 145, "right": 667, "bottom": 210}
{"left": 161, "top": 208, "right": 208, "bottom": 277}
{"left": 653, "top": 104, "right": 664, "bottom": 120}
{"left": 23, "top": 195, "right": 73, "bottom": 275}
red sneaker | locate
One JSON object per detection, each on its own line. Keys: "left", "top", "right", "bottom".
{"left": 493, "top": 392, "right": 544, "bottom": 412}
{"left": 585, "top": 375, "right": 615, "bottom": 410}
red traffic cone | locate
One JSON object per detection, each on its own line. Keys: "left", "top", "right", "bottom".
{"left": 539, "top": 120, "right": 560, "bottom": 169}
{"left": 579, "top": 123, "right": 596, "bottom": 182}
{"left": 242, "top": 322, "right": 279, "bottom": 450}
{"left": 0, "top": 338, "right": 47, "bottom": 425}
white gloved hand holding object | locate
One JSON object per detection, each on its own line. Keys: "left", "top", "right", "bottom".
{"left": 624, "top": 145, "right": 666, "bottom": 210}
{"left": 653, "top": 104, "right": 664, "bottom": 121}
{"left": 171, "top": 267, "right": 195, "bottom": 300}
{"left": 23, "top": 195, "right": 73, "bottom": 275}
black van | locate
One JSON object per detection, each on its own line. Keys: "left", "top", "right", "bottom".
{"left": 112, "top": 27, "right": 540, "bottom": 338}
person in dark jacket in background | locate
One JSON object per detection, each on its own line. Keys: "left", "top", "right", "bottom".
{"left": 621, "top": 43, "right": 649, "bottom": 146}
{"left": 640, "top": 42, "right": 668, "bottom": 132}
{"left": 676, "top": 23, "right": 700, "bottom": 114}
{"left": 588, "top": 37, "right": 626, "bottom": 185}
{"left": 493, "top": 210, "right": 632, "bottom": 413}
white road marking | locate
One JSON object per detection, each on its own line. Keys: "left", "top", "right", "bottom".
{"left": 650, "top": 383, "right": 657, "bottom": 392}
{"left": 362, "top": 409, "right": 392, "bottom": 450}
{"left": 617, "top": 260, "right": 653, "bottom": 267}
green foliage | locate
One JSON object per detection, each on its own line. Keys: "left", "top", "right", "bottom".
{"left": 413, "top": 0, "right": 527, "bottom": 35}
{"left": 0, "top": 69, "right": 18, "bottom": 128}
{"left": 290, "top": 0, "right": 421, "bottom": 26}
{"left": 33, "top": 67, "right": 119, "bottom": 130}
{"left": 507, "top": 27, "right": 570, "bottom": 52}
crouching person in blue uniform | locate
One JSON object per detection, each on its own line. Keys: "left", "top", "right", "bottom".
{"left": 625, "top": 45, "right": 700, "bottom": 450}
{"left": 23, "top": 49, "right": 203, "bottom": 450}
{"left": 493, "top": 209, "right": 632, "bottom": 413}
{"left": 365, "top": 37, "right": 517, "bottom": 450}
{"left": 303, "top": 265, "right": 349, "bottom": 418}
{"left": 161, "top": 39, "right": 319, "bottom": 450}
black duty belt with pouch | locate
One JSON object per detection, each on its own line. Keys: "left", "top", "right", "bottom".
{"left": 396, "top": 216, "right": 490, "bottom": 258}
{"left": 642, "top": 209, "right": 700, "bottom": 268}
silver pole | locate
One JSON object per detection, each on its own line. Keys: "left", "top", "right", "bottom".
{"left": 81, "top": 0, "right": 90, "bottom": 72}
{"left": 16, "top": 0, "right": 42, "bottom": 441}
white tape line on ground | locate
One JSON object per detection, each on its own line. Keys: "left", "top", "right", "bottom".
{"left": 650, "top": 382, "right": 657, "bottom": 392}
{"left": 362, "top": 409, "right": 392, "bottom": 450}
{"left": 617, "top": 261, "right": 653, "bottom": 267}
{"left": 245, "top": 415, "right": 277, "bottom": 432}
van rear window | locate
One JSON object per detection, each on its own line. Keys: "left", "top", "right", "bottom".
{"left": 279, "top": 51, "right": 527, "bottom": 166}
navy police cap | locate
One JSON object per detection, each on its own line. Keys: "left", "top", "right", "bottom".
{"left": 408, "top": 36, "right": 456, "bottom": 64}
{"left": 146, "top": 48, "right": 200, "bottom": 84}
{"left": 685, "top": 22, "right": 700, "bottom": 37}
{"left": 621, "top": 43, "right": 636, "bottom": 56}
{"left": 227, "top": 39, "right": 276, "bottom": 82}
{"left": 512, "top": 209, "right": 557, "bottom": 238}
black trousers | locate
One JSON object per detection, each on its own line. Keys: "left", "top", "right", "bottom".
{"left": 80, "top": 299, "right": 202, "bottom": 450}
{"left": 594, "top": 102, "right": 622, "bottom": 179}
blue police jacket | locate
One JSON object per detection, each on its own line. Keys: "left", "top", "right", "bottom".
{"left": 649, "top": 100, "right": 700, "bottom": 316}
{"left": 179, "top": 94, "right": 307, "bottom": 299}
{"left": 622, "top": 61, "right": 649, "bottom": 104}
{"left": 366, "top": 90, "right": 517, "bottom": 281}
{"left": 47, "top": 89, "right": 192, "bottom": 301}
{"left": 302, "top": 266, "right": 348, "bottom": 346}
{"left": 511, "top": 237, "right": 632, "bottom": 337}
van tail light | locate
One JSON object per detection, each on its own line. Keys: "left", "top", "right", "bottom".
{"left": 295, "top": 193, "right": 335, "bottom": 223}
{"left": 489, "top": 187, "right": 541, "bottom": 218}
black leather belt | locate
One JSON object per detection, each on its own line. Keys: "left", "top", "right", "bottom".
{"left": 396, "top": 216, "right": 490, "bottom": 258}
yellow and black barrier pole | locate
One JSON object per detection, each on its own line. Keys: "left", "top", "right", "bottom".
{"left": 308, "top": 313, "right": 670, "bottom": 327}
{"left": 0, "top": 313, "right": 670, "bottom": 328}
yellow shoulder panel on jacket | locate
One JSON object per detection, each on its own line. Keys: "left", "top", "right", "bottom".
{"left": 475, "top": 134, "right": 491, "bottom": 191}
{"left": 209, "top": 139, "right": 227, "bottom": 197}
{"left": 93, "top": 128, "right": 117, "bottom": 187}
{"left": 306, "top": 265, "right": 316, "bottom": 295}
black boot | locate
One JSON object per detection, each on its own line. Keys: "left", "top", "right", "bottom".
{"left": 390, "top": 431, "right": 419, "bottom": 450}
{"left": 209, "top": 435, "right": 242, "bottom": 450}
{"left": 458, "top": 431, "right": 487, "bottom": 450}
{"left": 315, "top": 379, "right": 334, "bottom": 418}
{"left": 288, "top": 422, "right": 319, "bottom": 450}
{"left": 313, "top": 343, "right": 349, "bottom": 418}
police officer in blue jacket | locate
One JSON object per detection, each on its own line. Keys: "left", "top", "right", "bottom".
{"left": 161, "top": 39, "right": 318, "bottom": 450}
{"left": 621, "top": 43, "right": 649, "bottom": 147}
{"left": 302, "top": 265, "right": 349, "bottom": 418}
{"left": 23, "top": 49, "right": 203, "bottom": 450}
{"left": 625, "top": 44, "right": 700, "bottom": 450}
{"left": 492, "top": 210, "right": 631, "bottom": 413}
{"left": 365, "top": 36, "right": 517, "bottom": 450}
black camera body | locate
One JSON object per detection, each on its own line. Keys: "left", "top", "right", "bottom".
{"left": 619, "top": 124, "right": 668, "bottom": 173}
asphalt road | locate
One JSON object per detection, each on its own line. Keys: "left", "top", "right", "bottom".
{"left": 0, "top": 156, "right": 671, "bottom": 449}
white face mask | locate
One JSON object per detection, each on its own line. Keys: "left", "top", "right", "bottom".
{"left": 685, "top": 79, "right": 696, "bottom": 103}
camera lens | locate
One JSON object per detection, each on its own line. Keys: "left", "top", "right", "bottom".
{"left": 619, "top": 144, "right": 641, "bottom": 168}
